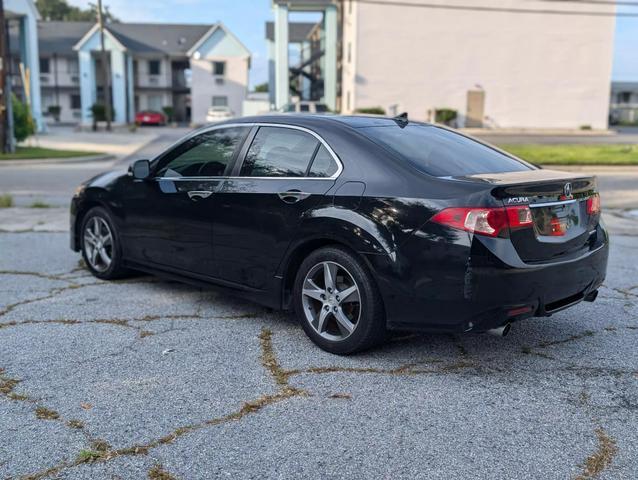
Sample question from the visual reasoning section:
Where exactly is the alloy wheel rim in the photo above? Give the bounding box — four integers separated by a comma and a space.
301, 261, 361, 341
83, 217, 113, 273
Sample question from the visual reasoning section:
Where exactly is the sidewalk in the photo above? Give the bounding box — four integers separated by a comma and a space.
22, 126, 159, 157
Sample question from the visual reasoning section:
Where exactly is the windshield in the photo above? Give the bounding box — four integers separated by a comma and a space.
359, 124, 532, 177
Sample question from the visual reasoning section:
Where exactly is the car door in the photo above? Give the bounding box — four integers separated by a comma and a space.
212, 125, 341, 289
119, 126, 250, 276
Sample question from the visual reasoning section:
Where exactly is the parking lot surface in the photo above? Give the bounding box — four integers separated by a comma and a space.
1, 227, 637, 480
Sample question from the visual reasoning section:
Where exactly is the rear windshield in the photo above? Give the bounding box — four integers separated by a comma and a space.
359, 124, 532, 177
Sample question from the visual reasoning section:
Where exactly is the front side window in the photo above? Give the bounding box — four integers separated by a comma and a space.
157, 128, 248, 178
240, 127, 319, 177
359, 124, 532, 177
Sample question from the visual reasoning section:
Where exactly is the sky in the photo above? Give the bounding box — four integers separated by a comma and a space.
67, 0, 638, 86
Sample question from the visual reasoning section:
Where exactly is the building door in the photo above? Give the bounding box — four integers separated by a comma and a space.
466, 90, 485, 128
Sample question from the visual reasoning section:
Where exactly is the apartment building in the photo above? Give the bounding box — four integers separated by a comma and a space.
37, 21, 250, 125
610, 82, 638, 124
270, 0, 616, 129
38, 22, 90, 123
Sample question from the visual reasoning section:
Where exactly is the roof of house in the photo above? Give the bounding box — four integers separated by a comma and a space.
106, 23, 212, 55
37, 21, 93, 55
36, 21, 216, 56
612, 81, 638, 91
265, 21, 317, 43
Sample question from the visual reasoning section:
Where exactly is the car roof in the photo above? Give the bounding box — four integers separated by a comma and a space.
226, 114, 429, 129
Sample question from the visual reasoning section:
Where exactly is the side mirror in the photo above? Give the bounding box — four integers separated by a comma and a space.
131, 159, 151, 180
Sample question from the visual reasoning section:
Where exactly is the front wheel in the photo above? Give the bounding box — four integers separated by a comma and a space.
80, 206, 130, 280
293, 246, 386, 354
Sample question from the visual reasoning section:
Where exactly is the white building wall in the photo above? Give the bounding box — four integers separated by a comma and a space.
344, 0, 616, 129
190, 56, 248, 124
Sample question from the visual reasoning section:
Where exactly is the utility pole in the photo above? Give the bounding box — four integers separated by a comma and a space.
0, 0, 8, 152
97, 0, 112, 131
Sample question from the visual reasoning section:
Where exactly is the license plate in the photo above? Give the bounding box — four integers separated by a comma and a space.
533, 201, 581, 237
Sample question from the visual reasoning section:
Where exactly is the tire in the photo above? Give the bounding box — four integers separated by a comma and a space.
80, 206, 131, 280
293, 246, 386, 354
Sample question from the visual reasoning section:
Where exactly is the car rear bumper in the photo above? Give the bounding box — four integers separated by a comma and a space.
366, 232, 609, 334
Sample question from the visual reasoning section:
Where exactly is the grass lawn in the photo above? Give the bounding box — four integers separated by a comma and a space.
0, 146, 102, 160
497, 144, 638, 165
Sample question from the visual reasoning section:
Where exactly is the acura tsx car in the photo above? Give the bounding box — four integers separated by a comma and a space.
70, 114, 608, 354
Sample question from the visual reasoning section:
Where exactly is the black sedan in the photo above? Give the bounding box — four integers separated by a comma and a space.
70, 114, 608, 354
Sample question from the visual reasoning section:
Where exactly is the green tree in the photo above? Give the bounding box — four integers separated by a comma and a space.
254, 82, 269, 93
12, 94, 35, 142
35, 0, 118, 22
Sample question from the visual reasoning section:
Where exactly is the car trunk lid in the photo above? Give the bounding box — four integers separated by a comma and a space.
452, 169, 601, 263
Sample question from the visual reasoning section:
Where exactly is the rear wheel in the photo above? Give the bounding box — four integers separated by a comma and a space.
294, 246, 386, 354
80, 207, 130, 280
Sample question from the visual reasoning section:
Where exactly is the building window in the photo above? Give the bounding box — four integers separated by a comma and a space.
148, 94, 163, 112
619, 92, 632, 104
347, 42, 352, 63
67, 59, 79, 74
212, 96, 228, 107
149, 60, 161, 76
71, 94, 81, 110
347, 91, 351, 111
40, 58, 50, 74
212, 61, 226, 76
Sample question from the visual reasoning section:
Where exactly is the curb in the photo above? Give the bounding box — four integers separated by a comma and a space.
0, 154, 115, 167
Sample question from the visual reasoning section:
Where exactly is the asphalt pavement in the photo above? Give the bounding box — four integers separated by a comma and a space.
0, 229, 637, 479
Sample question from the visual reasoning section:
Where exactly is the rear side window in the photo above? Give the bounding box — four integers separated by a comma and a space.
359, 124, 532, 177
240, 126, 319, 177
308, 145, 339, 177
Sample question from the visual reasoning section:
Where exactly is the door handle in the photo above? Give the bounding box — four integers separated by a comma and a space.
278, 189, 310, 204
187, 191, 213, 200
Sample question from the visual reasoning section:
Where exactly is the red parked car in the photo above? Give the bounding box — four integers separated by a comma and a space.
135, 111, 166, 126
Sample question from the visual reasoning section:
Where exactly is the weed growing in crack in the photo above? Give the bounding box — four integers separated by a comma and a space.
67, 419, 84, 429
76, 450, 103, 464
148, 464, 177, 480
35, 406, 60, 420
575, 428, 618, 480
328, 393, 352, 400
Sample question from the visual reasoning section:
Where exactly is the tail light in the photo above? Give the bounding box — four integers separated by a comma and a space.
586, 194, 600, 215
430, 205, 533, 237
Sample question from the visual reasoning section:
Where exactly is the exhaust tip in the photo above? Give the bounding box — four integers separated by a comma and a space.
487, 323, 511, 337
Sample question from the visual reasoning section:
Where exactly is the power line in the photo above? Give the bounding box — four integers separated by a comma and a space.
349, 0, 638, 17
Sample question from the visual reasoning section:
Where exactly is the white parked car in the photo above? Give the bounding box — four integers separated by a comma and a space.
206, 106, 234, 123
280, 101, 330, 114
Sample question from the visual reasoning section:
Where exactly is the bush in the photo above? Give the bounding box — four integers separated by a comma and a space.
162, 106, 174, 122
90, 103, 114, 130
355, 107, 386, 115
48, 105, 61, 122
12, 94, 35, 142
435, 108, 457, 126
